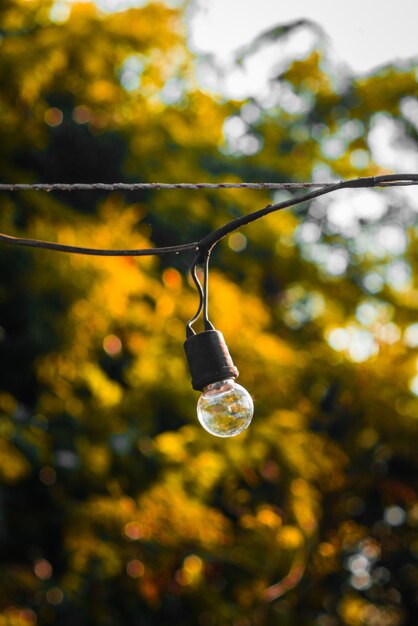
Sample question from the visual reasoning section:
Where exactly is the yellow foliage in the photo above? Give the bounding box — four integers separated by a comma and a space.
66, 530, 122, 577
0, 438, 31, 484
210, 272, 270, 338
256, 506, 282, 530
354, 68, 418, 115
338, 595, 369, 626
177, 554, 204, 587
284, 52, 334, 97
82, 362, 123, 408
88, 80, 119, 104
80, 442, 111, 476
136, 484, 231, 548
270, 410, 306, 430
254, 333, 296, 365
312, 541, 338, 576
155, 431, 188, 463
276, 525, 304, 550
184, 450, 227, 494
0, 608, 36, 626
72, 495, 135, 535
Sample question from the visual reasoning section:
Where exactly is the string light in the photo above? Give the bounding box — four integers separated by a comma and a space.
183, 254, 254, 437
184, 331, 254, 437
1, 173, 418, 435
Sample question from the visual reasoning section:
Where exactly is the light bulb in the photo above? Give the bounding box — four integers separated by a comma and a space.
197, 378, 254, 437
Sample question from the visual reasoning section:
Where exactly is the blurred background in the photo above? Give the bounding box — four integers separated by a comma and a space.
1, 1, 418, 624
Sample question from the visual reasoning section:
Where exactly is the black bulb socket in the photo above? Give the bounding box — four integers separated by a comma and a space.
184, 330, 239, 391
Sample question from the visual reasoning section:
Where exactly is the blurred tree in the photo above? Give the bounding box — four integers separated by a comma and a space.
1, 2, 418, 626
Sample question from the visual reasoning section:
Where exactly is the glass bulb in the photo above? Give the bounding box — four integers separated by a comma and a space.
197, 378, 254, 437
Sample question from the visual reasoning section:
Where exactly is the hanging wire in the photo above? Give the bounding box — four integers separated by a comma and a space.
0, 182, 328, 191
0, 178, 417, 192
1, 174, 417, 258
2, 174, 416, 338
0, 231, 198, 257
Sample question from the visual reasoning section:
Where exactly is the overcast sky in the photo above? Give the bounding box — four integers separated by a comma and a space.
190, 0, 418, 74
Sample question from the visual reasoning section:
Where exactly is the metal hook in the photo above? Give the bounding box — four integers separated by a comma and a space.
202, 253, 215, 332
186, 250, 215, 337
